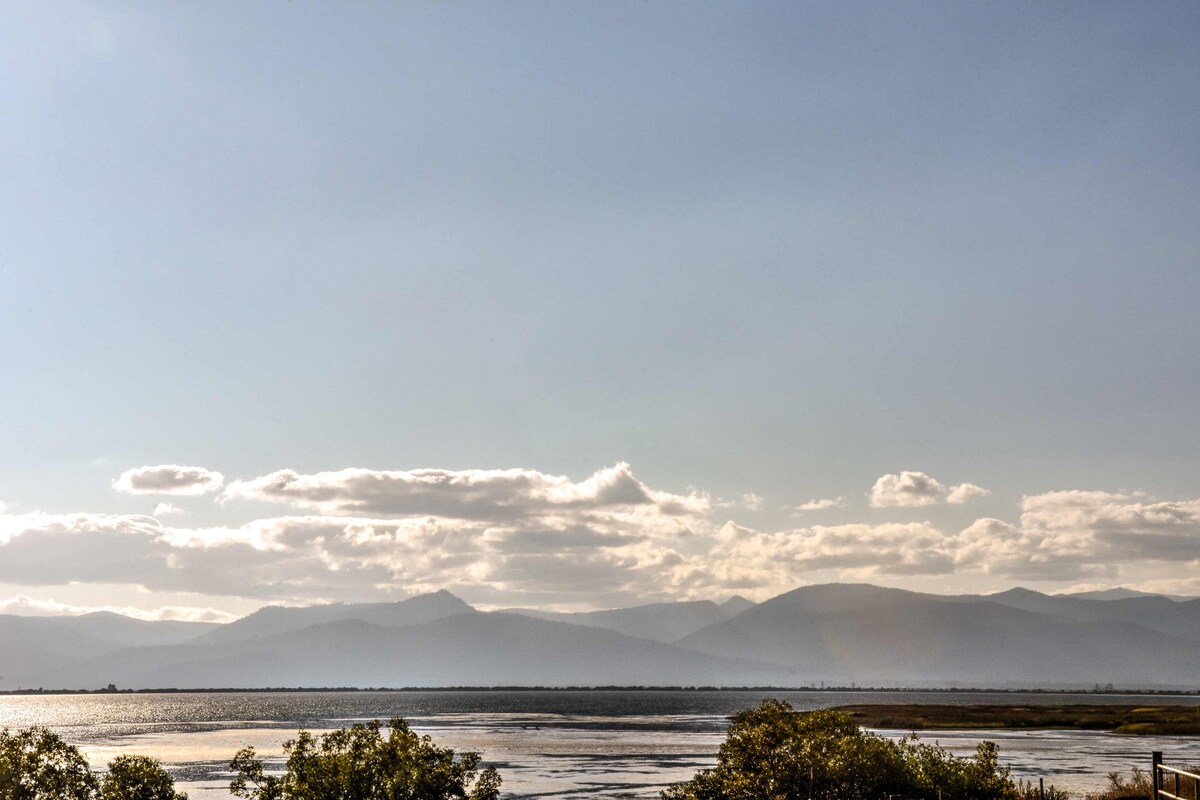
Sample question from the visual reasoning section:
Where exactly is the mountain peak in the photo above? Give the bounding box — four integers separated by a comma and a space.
409, 590, 474, 612
720, 595, 755, 616
988, 587, 1050, 600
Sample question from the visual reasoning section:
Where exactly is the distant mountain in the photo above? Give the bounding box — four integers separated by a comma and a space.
45, 612, 799, 689
979, 587, 1081, 616
1064, 587, 1193, 602
6, 583, 1200, 691
193, 590, 474, 645
979, 587, 1200, 642
49, 612, 220, 647
502, 599, 741, 643
0, 617, 113, 689
677, 584, 1200, 687
0, 613, 217, 690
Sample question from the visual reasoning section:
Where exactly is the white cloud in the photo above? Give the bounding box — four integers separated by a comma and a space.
709, 520, 958, 592
869, 471, 989, 507
225, 462, 708, 520
684, 488, 1200, 596
0, 511, 164, 546
153, 502, 184, 517
741, 493, 764, 511
947, 483, 991, 504
951, 490, 1200, 580
114, 465, 224, 496
794, 497, 846, 511
0, 465, 713, 608
869, 471, 946, 507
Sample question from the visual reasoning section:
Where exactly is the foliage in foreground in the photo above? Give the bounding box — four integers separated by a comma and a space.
1015, 779, 1072, 800
662, 700, 1016, 800
1084, 766, 1198, 800
229, 717, 501, 800
0, 727, 186, 800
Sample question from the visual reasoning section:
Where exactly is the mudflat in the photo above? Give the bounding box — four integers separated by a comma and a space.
835, 704, 1200, 735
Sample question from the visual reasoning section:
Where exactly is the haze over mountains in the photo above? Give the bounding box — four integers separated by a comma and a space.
499, 596, 754, 643
2, 584, 1197, 691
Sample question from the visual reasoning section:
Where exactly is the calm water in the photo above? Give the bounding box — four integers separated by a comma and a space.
2, 690, 1198, 798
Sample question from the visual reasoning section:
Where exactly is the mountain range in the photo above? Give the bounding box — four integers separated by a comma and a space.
2, 584, 1197, 691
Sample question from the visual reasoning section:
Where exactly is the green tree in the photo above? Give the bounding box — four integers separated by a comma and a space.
99, 755, 187, 800
662, 700, 1016, 800
230, 718, 501, 800
0, 728, 186, 800
0, 727, 98, 800
898, 736, 1013, 800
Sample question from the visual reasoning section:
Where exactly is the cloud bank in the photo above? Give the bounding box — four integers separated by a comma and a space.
3, 465, 1196, 611
224, 462, 705, 519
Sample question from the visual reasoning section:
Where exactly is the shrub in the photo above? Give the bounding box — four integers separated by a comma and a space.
662, 699, 1017, 800
229, 717, 501, 800
1016, 778, 1072, 800
1085, 766, 1199, 800
0, 727, 97, 800
100, 755, 188, 800
0, 727, 185, 800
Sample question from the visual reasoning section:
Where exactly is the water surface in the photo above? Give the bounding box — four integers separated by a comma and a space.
2, 690, 1196, 798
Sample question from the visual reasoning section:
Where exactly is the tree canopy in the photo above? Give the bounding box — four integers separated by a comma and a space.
0, 727, 185, 800
230, 718, 501, 800
99, 755, 188, 800
662, 700, 1015, 800
0, 727, 96, 800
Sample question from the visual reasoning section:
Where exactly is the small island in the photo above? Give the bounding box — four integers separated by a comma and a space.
835, 704, 1200, 735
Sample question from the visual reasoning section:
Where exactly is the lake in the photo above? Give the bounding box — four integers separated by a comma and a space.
2, 690, 1198, 798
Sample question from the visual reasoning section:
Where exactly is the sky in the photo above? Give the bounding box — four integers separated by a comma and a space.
1, 1, 1198, 622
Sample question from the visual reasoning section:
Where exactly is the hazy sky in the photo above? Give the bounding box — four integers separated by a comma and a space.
2, 2, 1199, 620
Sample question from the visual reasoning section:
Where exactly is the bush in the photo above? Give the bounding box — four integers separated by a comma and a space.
0, 727, 96, 800
662, 699, 1017, 800
1016, 779, 1072, 800
0, 727, 185, 800
1084, 766, 1199, 800
229, 717, 501, 800
100, 755, 188, 800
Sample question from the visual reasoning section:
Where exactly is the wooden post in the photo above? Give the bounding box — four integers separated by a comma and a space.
1153, 751, 1163, 800
1040, 777, 1045, 800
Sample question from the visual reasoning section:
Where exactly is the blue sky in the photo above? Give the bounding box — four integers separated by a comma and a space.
1, 2, 1198, 618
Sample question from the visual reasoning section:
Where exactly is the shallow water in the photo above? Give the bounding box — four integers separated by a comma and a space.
2, 690, 1197, 798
